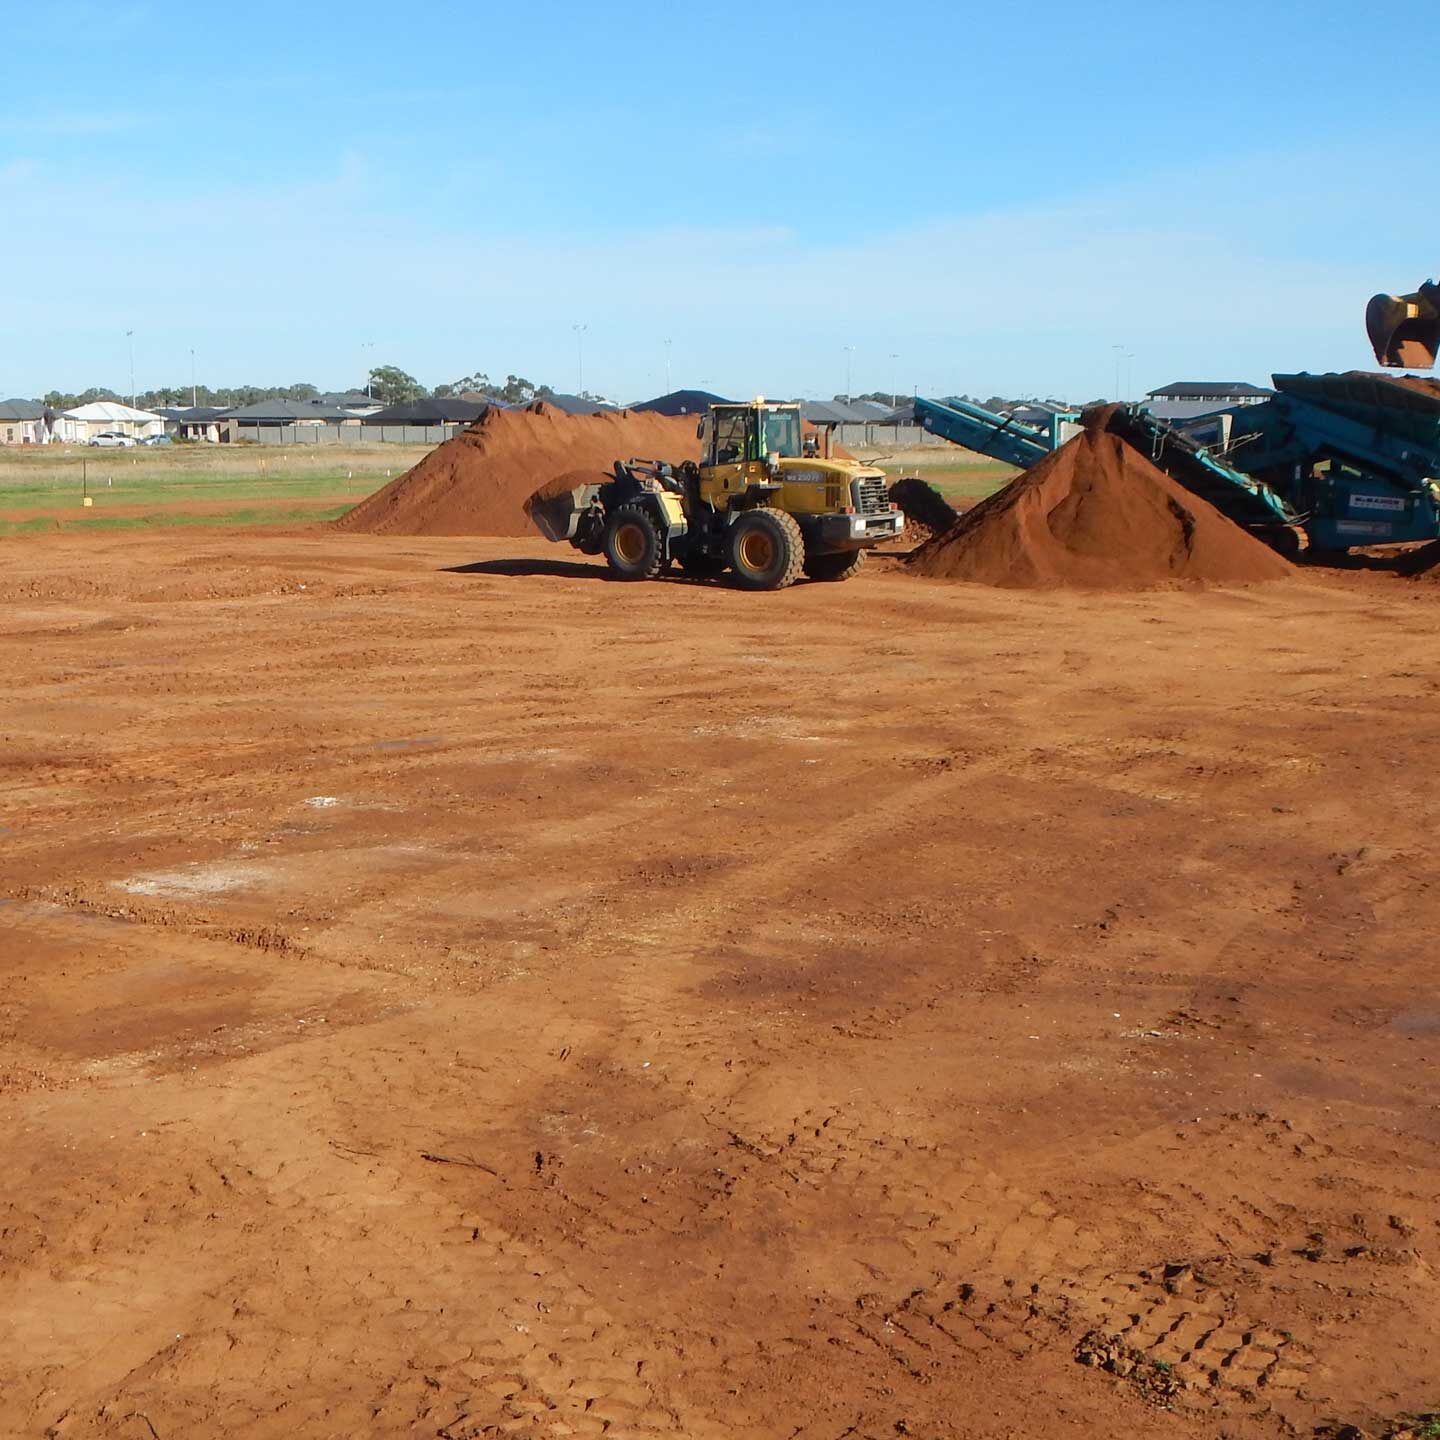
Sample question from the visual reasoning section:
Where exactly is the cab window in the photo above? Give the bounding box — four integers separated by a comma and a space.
761, 409, 801, 458
712, 409, 752, 465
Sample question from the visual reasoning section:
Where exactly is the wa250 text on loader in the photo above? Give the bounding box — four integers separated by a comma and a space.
526, 400, 904, 590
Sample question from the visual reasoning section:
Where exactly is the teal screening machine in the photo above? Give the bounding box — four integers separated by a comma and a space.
912, 372, 1440, 559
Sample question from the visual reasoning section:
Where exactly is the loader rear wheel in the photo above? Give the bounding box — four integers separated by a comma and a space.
803, 548, 866, 582
728, 509, 804, 591
604, 505, 664, 580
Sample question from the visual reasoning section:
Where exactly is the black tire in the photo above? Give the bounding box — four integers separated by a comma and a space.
603, 505, 664, 580
803, 548, 866, 582
728, 509, 804, 591
1253, 525, 1302, 562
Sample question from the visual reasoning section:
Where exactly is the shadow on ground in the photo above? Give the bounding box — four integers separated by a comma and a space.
443, 557, 615, 580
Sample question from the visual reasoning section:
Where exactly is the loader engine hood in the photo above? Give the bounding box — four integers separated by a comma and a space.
773, 457, 884, 483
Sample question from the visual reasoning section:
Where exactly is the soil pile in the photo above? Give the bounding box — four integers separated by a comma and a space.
889, 476, 959, 535
1364, 372, 1440, 401
338, 403, 701, 537
1400, 539, 1440, 580
910, 409, 1293, 589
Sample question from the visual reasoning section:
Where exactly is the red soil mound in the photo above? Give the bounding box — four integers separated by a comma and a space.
338, 403, 702, 537
910, 414, 1293, 589
1367, 372, 1440, 400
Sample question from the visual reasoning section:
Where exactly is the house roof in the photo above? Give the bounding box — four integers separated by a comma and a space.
362, 397, 491, 424
63, 400, 163, 423
315, 390, 381, 408
800, 399, 882, 425
631, 388, 731, 417
0, 398, 45, 421
849, 399, 894, 420
225, 398, 355, 421
531, 392, 613, 416
1145, 381, 1272, 399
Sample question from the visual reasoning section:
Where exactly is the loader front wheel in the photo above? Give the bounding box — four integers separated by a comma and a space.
728, 509, 804, 591
803, 548, 866, 582
604, 506, 664, 580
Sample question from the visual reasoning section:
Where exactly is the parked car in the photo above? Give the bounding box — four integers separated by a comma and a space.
89, 431, 136, 448
139, 434, 171, 446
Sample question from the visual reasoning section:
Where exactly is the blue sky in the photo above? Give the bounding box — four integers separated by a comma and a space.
2, 0, 1436, 403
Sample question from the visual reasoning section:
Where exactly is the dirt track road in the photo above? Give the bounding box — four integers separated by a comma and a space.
3, 531, 1438, 1439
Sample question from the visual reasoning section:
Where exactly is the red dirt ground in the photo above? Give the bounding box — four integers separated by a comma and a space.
2, 528, 1439, 1440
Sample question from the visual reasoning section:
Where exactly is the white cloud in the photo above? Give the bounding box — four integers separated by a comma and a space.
0, 109, 146, 137
3, 141, 1435, 402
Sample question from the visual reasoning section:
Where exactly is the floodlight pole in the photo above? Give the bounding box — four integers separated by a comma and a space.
573, 323, 588, 396
190, 348, 197, 408
889, 353, 899, 409
1112, 344, 1124, 402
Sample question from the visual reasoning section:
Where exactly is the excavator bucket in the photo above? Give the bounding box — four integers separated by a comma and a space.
525, 478, 603, 542
1367, 284, 1440, 368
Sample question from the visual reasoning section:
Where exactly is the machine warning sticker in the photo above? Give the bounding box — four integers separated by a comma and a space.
1350, 494, 1406, 511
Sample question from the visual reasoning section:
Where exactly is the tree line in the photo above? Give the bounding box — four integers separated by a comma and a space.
39, 365, 608, 412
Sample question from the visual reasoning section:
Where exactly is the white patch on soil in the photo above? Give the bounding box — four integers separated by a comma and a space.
114, 862, 271, 898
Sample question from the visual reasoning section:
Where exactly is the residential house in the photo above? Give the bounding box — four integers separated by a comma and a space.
631, 389, 731, 417
0, 399, 46, 445
1142, 381, 1273, 422
316, 390, 385, 418
61, 401, 166, 441
219, 398, 357, 442
361, 396, 491, 425
157, 405, 230, 443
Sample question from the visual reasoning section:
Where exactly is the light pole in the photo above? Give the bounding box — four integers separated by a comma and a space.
126, 330, 135, 410
1125, 353, 1136, 404
664, 338, 672, 394
1112, 343, 1124, 402
889, 353, 900, 409
190, 348, 197, 409
573, 323, 588, 396
844, 345, 855, 404
361, 340, 375, 398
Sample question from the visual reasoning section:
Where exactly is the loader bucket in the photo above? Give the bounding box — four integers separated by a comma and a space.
1367, 288, 1440, 369
524, 479, 604, 543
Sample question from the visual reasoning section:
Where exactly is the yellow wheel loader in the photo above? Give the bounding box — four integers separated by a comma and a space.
526, 400, 904, 590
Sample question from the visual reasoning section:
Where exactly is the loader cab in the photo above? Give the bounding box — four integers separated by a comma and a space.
703, 402, 803, 468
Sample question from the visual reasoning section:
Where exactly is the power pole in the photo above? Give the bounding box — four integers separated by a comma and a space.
573, 323, 588, 396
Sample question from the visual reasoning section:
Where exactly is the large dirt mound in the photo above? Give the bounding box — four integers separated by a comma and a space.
910, 411, 1293, 589
338, 403, 702, 537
